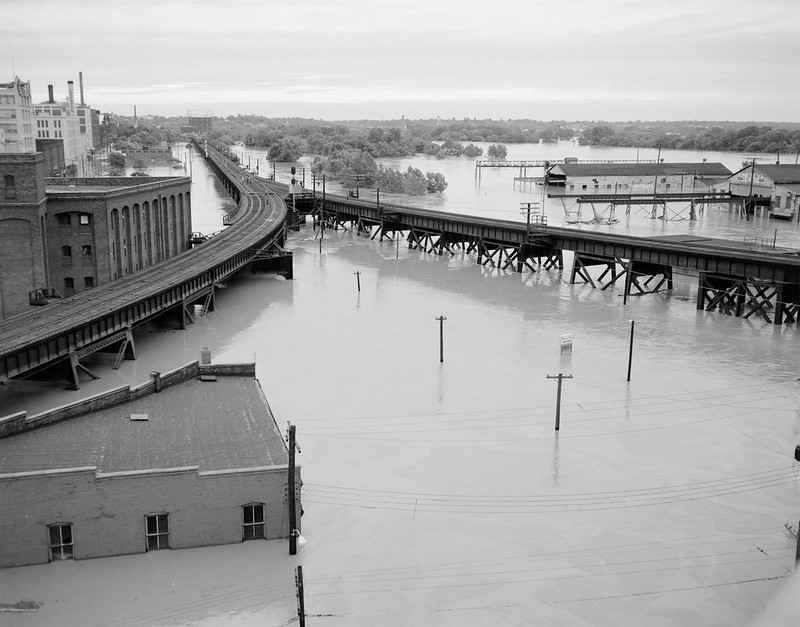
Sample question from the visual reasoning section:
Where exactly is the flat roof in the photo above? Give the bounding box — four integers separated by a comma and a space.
0, 375, 288, 474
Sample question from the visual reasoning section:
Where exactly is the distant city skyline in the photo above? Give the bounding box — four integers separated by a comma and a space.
3, 0, 799, 122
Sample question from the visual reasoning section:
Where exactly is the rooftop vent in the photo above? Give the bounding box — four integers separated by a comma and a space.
128, 414, 149, 421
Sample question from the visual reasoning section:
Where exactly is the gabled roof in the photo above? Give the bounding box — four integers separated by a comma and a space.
755, 164, 800, 185
550, 162, 732, 178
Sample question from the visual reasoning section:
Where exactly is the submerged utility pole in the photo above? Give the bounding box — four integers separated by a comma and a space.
436, 315, 447, 362
295, 565, 306, 627
320, 174, 326, 253
288, 424, 298, 555
627, 319, 635, 382
546, 373, 573, 430
354, 271, 361, 292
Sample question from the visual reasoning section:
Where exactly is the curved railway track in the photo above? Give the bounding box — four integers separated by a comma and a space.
0, 146, 288, 379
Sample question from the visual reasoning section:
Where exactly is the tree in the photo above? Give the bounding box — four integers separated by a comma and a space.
108, 151, 126, 174
487, 144, 508, 159
426, 172, 448, 193
267, 136, 308, 162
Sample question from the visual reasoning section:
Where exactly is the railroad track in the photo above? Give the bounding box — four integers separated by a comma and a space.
0, 146, 288, 375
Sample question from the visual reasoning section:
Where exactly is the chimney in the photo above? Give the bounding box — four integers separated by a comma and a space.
67, 80, 75, 114
79, 72, 85, 106
47, 84, 54, 103
150, 370, 162, 392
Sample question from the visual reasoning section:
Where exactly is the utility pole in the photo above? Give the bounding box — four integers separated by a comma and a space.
546, 373, 573, 430
354, 271, 361, 292
651, 146, 662, 219
746, 157, 757, 219
295, 565, 306, 627
436, 316, 446, 362
288, 424, 298, 555
627, 320, 635, 382
320, 174, 326, 253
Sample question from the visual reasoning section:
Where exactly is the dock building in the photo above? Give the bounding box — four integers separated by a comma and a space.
717, 163, 800, 220
546, 161, 733, 194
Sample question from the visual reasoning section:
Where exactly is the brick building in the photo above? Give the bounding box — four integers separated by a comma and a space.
0, 151, 191, 317
45, 175, 192, 295
0, 360, 301, 568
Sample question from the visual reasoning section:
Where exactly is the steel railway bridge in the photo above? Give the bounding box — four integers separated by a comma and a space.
311, 192, 800, 326
0, 145, 291, 390
4, 147, 800, 392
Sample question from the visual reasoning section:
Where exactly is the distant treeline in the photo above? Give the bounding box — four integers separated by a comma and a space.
580, 121, 800, 155
110, 114, 800, 159
105, 116, 799, 190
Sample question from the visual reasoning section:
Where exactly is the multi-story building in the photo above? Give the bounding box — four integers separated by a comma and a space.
0, 77, 35, 154
0, 152, 192, 318
44, 175, 193, 296
34, 83, 87, 176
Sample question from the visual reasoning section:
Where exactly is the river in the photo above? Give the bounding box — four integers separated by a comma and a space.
0, 143, 798, 626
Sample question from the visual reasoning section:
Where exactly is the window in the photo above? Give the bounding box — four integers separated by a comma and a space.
48, 524, 74, 561
84, 277, 94, 289
64, 277, 74, 291
57, 214, 71, 226
81, 245, 92, 257
79, 214, 91, 225
3, 174, 15, 199
243, 504, 266, 540
145, 513, 169, 551
61, 246, 72, 258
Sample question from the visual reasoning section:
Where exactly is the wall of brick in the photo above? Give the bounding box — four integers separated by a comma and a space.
44, 177, 192, 291
0, 464, 299, 568
0, 153, 49, 319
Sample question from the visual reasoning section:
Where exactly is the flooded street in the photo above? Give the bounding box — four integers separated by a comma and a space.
1, 146, 799, 626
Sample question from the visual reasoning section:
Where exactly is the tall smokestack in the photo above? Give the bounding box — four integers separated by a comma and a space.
47, 84, 54, 103
79, 72, 85, 106
67, 80, 75, 114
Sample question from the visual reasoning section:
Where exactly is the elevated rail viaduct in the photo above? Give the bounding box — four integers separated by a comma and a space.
314, 193, 800, 325
0, 145, 291, 390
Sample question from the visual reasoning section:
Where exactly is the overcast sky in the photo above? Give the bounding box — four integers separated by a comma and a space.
3, 0, 798, 121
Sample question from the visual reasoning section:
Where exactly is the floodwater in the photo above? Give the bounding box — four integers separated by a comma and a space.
1, 144, 799, 626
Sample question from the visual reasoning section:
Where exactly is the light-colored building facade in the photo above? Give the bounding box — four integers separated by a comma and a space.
0, 77, 35, 154
0, 360, 301, 568
34, 82, 87, 176
547, 162, 733, 195
721, 163, 800, 220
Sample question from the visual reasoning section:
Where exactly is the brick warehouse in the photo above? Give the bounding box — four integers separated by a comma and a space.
0, 152, 191, 319
0, 360, 302, 568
